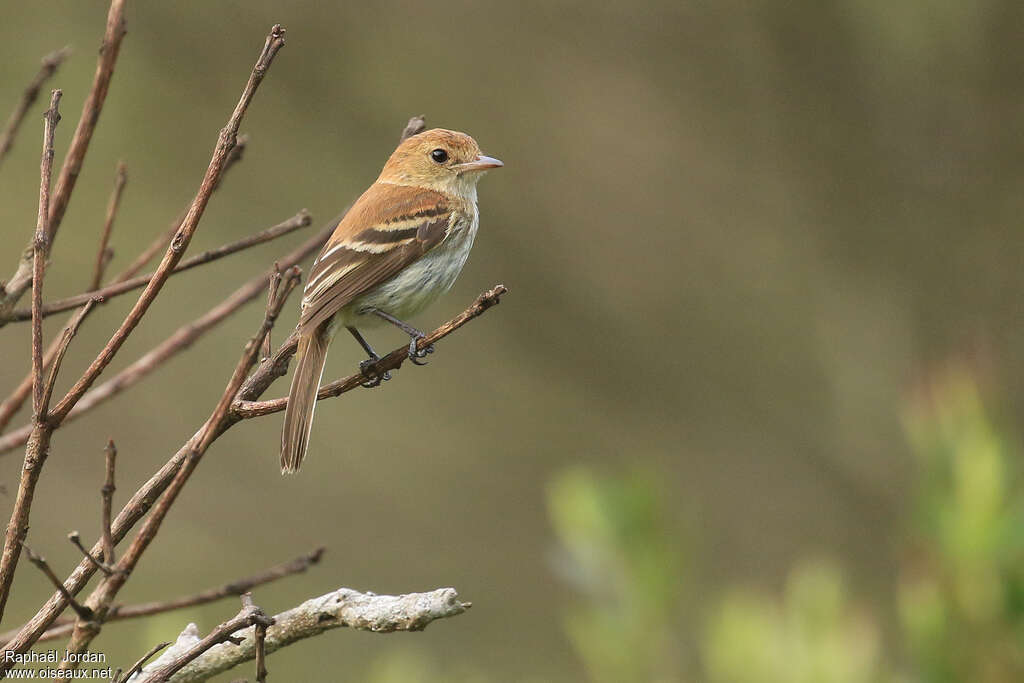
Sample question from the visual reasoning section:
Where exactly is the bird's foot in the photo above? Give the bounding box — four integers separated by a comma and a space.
408, 335, 434, 365
359, 357, 391, 388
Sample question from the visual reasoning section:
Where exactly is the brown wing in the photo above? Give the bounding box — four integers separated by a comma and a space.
298, 183, 456, 332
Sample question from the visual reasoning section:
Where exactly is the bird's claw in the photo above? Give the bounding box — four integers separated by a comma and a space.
359, 358, 391, 388
408, 336, 434, 365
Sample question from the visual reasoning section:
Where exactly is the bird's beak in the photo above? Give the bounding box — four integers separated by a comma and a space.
455, 154, 504, 173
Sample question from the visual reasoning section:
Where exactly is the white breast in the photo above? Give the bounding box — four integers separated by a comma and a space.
341, 210, 479, 326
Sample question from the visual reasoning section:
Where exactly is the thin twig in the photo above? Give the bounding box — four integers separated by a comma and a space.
111, 135, 250, 284
0, 0, 126, 320
0, 309, 95, 433
7, 210, 311, 323
118, 268, 300, 573
55, 267, 300, 678
115, 642, 171, 683
132, 587, 470, 682
400, 115, 427, 142
47, 24, 286, 425
262, 264, 282, 361
38, 301, 94, 424
0, 22, 287, 646
21, 544, 93, 622
102, 439, 117, 564
0, 343, 50, 433
67, 532, 114, 577
0, 116, 498, 667
0, 281, 504, 663
0, 0, 127, 614
48, 0, 127, 243
142, 593, 274, 683
0, 222, 330, 456
0, 90, 64, 623
0, 177, 121, 432
0, 46, 70, 169
254, 619, 268, 683
0, 547, 323, 646
91, 162, 128, 290
31, 90, 62, 419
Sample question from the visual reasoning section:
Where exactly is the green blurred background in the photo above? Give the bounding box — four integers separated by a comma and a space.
1, 1, 1022, 680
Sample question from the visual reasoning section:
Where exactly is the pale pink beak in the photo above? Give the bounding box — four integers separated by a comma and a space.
456, 154, 504, 173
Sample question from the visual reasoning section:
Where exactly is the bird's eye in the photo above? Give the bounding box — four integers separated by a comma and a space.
430, 148, 449, 163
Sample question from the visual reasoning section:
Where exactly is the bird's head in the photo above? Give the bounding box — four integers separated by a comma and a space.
378, 129, 503, 198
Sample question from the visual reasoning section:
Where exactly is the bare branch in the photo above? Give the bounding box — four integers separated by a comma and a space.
140, 593, 274, 683
261, 265, 282, 361
0, 221, 329, 456
131, 587, 471, 682
0, 22, 287, 644
0, 339, 52, 433
48, 0, 127, 243
0, 0, 127, 320
234, 285, 508, 419
0, 116, 505, 670
399, 115, 427, 142
7, 210, 311, 323
0, 279, 503, 662
91, 161, 128, 290
112, 135, 250, 284
54, 268, 300, 676
0, 163, 128, 430
38, 301, 94, 425
253, 619, 268, 683
0, 46, 70, 169
102, 439, 117, 564
0, 547, 323, 646
115, 642, 171, 683
21, 545, 93, 622
31, 90, 62, 419
67, 532, 113, 577
46, 24, 286, 425
0, 90, 64, 623
0, 0, 129, 614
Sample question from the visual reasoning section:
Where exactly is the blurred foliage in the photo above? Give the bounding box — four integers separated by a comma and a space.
899, 367, 1024, 683
548, 468, 687, 683
703, 563, 885, 683
547, 368, 1022, 683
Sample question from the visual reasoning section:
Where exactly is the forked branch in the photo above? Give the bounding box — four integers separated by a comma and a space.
0, 20, 288, 634
5, 210, 311, 323
0, 0, 127, 320
0, 113, 501, 679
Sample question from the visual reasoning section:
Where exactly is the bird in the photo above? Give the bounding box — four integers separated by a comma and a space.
280, 128, 503, 473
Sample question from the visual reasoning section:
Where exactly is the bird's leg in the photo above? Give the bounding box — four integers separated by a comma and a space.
346, 326, 391, 387
361, 307, 435, 365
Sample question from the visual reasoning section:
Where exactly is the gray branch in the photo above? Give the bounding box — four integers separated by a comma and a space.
129, 587, 471, 682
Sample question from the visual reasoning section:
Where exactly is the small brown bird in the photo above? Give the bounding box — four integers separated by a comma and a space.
281, 129, 503, 473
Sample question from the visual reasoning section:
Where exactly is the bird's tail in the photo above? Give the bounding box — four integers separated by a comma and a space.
281, 326, 330, 474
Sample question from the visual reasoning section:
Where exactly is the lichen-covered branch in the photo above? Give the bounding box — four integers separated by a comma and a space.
139, 592, 274, 682
130, 587, 471, 682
